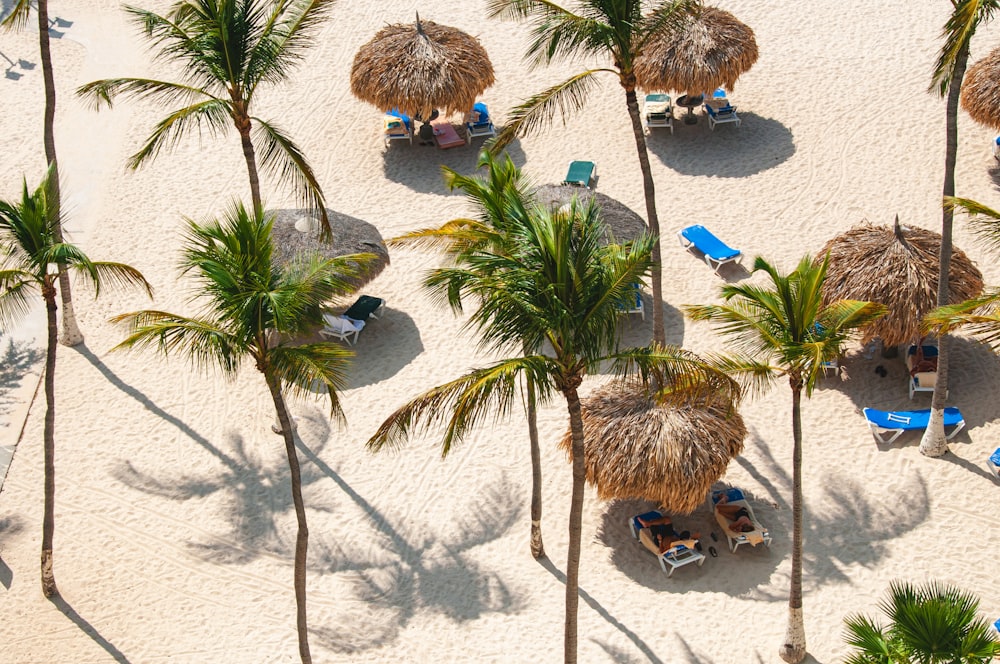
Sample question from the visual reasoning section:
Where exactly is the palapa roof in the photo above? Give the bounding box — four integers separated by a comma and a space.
533, 184, 647, 245
961, 46, 1000, 130
819, 219, 984, 348
634, 6, 758, 95
558, 385, 746, 515
350, 15, 494, 119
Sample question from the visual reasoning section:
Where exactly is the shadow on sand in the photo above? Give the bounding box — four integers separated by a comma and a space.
49, 595, 131, 663
382, 140, 527, 194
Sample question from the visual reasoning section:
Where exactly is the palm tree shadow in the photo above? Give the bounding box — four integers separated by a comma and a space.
382, 140, 527, 194
0, 333, 43, 420
646, 114, 795, 177
0, 514, 24, 589
48, 595, 131, 663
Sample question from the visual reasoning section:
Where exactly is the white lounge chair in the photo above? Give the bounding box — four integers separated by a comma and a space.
712, 488, 771, 553
643, 93, 673, 134
465, 102, 496, 143
705, 103, 740, 130
320, 313, 364, 345
628, 511, 705, 577
383, 110, 412, 146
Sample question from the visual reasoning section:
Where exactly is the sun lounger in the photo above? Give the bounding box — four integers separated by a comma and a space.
343, 294, 385, 322
628, 511, 705, 577
465, 102, 496, 143
383, 109, 412, 146
988, 448, 1000, 478
432, 121, 465, 149
711, 488, 771, 553
320, 313, 364, 345
677, 224, 743, 273
862, 407, 965, 445
906, 344, 941, 399
705, 103, 740, 130
563, 160, 596, 188
643, 93, 673, 133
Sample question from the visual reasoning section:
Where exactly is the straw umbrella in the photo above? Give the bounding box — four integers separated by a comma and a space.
960, 45, 1000, 129
558, 384, 746, 515
350, 14, 494, 119
819, 218, 984, 348
634, 6, 758, 97
533, 185, 646, 245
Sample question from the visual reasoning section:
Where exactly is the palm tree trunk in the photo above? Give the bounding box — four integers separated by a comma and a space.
622, 85, 665, 346
36, 0, 82, 347
779, 380, 805, 663
920, 42, 968, 457
235, 110, 263, 215
41, 283, 59, 597
562, 382, 586, 664
264, 371, 312, 664
526, 373, 544, 558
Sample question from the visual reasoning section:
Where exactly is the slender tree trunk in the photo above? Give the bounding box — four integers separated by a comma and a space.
235, 109, 263, 214
36, 0, 82, 346
263, 371, 311, 664
622, 83, 665, 346
562, 381, 586, 664
921, 43, 967, 457
526, 373, 544, 559
41, 282, 59, 597
779, 380, 805, 663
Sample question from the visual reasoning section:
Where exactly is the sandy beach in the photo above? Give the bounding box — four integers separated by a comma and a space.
1, 0, 999, 662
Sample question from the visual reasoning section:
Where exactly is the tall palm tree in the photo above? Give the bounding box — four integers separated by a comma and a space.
388, 151, 550, 558
370, 199, 739, 663
2, 0, 85, 346
921, 0, 1000, 457
77, 0, 334, 234
0, 167, 151, 597
111, 202, 375, 664
843, 580, 1000, 663
486, 0, 697, 346
685, 255, 885, 664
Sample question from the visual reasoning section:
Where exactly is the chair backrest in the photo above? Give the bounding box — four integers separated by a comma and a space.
385, 108, 411, 129
564, 160, 595, 186
713, 88, 727, 99
470, 101, 490, 123
705, 105, 718, 118
713, 487, 744, 504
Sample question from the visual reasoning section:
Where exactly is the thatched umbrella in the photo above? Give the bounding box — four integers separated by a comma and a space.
961, 46, 1000, 129
819, 218, 984, 348
269, 208, 390, 288
350, 14, 494, 119
558, 385, 746, 514
533, 184, 647, 244
634, 6, 758, 96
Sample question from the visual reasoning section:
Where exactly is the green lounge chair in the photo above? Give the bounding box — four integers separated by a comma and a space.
563, 160, 596, 188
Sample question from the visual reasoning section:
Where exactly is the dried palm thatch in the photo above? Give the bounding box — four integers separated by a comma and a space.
558, 385, 746, 515
961, 46, 1000, 130
533, 184, 647, 245
634, 6, 758, 96
269, 208, 390, 289
350, 14, 494, 119
819, 218, 984, 348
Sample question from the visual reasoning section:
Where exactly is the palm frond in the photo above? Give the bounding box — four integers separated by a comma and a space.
635, 0, 699, 52
65, 258, 153, 299
76, 77, 216, 111
923, 289, 1000, 344
268, 342, 352, 422
842, 613, 892, 664
604, 344, 743, 407
931, 0, 1000, 95
486, 0, 577, 22
946, 195, 1000, 255
245, 0, 335, 94
0, 0, 31, 31
386, 219, 502, 253
0, 271, 39, 329
251, 116, 329, 234
126, 98, 233, 170
110, 310, 242, 377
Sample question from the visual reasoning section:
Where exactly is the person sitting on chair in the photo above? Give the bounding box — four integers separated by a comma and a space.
716, 494, 755, 533
909, 346, 938, 376
638, 514, 700, 553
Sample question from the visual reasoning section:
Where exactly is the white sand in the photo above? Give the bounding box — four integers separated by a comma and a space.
2, 0, 1000, 662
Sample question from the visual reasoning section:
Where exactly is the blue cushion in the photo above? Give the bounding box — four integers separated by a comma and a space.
472, 101, 489, 122
633, 510, 662, 529
990, 448, 1000, 466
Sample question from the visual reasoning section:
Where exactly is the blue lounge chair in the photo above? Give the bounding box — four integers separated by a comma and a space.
677, 224, 743, 273
628, 511, 705, 577
988, 448, 1000, 478
615, 283, 645, 320
705, 103, 740, 130
383, 108, 412, 146
862, 407, 965, 445
465, 101, 496, 143
563, 160, 596, 188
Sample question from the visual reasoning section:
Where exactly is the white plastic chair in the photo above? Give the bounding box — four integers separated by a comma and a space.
320, 314, 364, 345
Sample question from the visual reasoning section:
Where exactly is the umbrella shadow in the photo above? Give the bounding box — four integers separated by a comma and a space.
382, 139, 527, 194
646, 114, 795, 177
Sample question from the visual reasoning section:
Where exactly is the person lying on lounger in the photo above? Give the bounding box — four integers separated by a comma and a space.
637, 514, 700, 553
716, 494, 755, 533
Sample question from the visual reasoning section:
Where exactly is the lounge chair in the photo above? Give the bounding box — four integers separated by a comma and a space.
711, 488, 772, 553
677, 224, 743, 273
320, 313, 364, 345
643, 93, 673, 133
344, 294, 385, 322
862, 407, 966, 445
988, 448, 1000, 478
383, 109, 412, 146
563, 160, 596, 188
615, 283, 645, 320
465, 102, 497, 143
993, 136, 1000, 160
906, 344, 941, 399
628, 511, 705, 577
705, 103, 741, 130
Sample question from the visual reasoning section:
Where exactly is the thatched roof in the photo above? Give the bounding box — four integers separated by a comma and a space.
533, 184, 647, 244
819, 218, 984, 348
350, 15, 494, 119
634, 6, 758, 95
961, 46, 1000, 130
558, 385, 746, 514
269, 208, 390, 289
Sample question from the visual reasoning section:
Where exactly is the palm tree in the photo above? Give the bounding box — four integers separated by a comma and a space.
388, 151, 550, 558
485, 0, 697, 346
2, 0, 85, 346
0, 167, 151, 597
370, 198, 740, 663
921, 0, 1000, 457
685, 255, 885, 664
111, 202, 375, 664
77, 0, 334, 234
843, 580, 1000, 663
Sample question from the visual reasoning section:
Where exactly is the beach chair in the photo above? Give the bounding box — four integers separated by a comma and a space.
628, 511, 705, 577
465, 102, 496, 143
615, 283, 645, 320
705, 103, 740, 130
711, 488, 772, 553
862, 407, 965, 445
344, 294, 385, 322
643, 93, 673, 133
320, 313, 364, 345
993, 136, 1000, 160
906, 344, 941, 399
677, 224, 743, 273
563, 160, 596, 188
988, 448, 1000, 478
383, 109, 412, 146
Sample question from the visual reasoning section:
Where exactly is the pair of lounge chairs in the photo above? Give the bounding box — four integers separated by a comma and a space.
862, 407, 966, 445
711, 488, 772, 553
383, 103, 496, 147
320, 295, 385, 345
677, 224, 743, 274
628, 511, 705, 577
